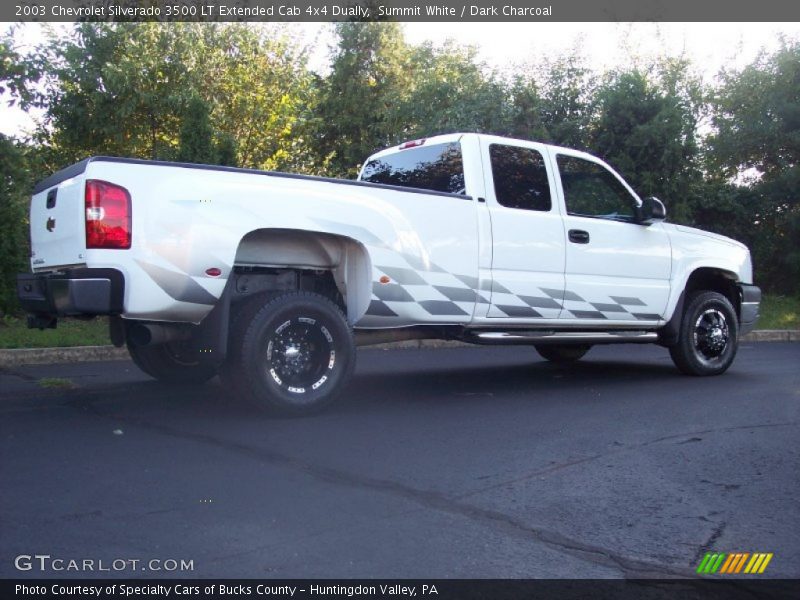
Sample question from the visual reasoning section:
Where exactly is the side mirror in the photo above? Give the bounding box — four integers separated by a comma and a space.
638, 196, 666, 225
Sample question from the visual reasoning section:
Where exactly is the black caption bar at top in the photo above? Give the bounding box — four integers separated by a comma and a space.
6, 0, 800, 23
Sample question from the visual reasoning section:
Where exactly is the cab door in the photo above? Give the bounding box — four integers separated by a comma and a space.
479, 138, 566, 321
551, 150, 672, 323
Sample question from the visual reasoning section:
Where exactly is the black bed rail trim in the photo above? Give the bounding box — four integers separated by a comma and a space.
33, 156, 473, 201
31, 158, 93, 195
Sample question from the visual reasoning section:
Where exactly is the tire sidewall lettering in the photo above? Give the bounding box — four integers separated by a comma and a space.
262, 311, 339, 398
672, 291, 739, 376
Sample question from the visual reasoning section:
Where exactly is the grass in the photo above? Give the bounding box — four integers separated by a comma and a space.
757, 295, 800, 330
0, 294, 798, 349
38, 377, 75, 389
0, 316, 110, 349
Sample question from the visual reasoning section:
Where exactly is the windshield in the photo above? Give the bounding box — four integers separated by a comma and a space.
360, 142, 465, 195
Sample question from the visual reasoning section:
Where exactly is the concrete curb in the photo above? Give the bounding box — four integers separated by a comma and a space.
741, 330, 800, 343
0, 345, 130, 367
0, 331, 796, 367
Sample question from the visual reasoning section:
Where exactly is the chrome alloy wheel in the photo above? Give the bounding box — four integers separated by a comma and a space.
265, 317, 336, 395
693, 308, 729, 362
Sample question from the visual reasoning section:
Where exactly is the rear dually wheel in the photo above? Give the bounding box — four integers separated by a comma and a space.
127, 340, 218, 384
221, 291, 355, 416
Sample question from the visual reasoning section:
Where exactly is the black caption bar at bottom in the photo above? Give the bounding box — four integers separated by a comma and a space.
4, 579, 799, 600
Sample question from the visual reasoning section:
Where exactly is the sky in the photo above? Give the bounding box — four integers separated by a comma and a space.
2, 21, 800, 137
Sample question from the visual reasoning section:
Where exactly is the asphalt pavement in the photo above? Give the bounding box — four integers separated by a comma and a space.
1, 342, 798, 579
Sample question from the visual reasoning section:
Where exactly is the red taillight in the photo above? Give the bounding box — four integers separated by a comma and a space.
399, 138, 426, 150
85, 180, 131, 249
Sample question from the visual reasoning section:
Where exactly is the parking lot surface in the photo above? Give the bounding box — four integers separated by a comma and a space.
1, 342, 798, 578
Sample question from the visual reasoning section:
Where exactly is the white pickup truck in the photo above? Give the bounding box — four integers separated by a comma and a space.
18, 133, 760, 414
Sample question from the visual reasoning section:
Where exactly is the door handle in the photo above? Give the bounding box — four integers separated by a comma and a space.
568, 229, 590, 244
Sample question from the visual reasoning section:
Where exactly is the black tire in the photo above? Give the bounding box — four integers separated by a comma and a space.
127, 341, 218, 384
222, 291, 355, 416
669, 291, 739, 376
218, 292, 277, 400
534, 344, 592, 363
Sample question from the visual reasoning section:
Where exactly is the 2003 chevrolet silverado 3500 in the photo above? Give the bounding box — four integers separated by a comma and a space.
17, 133, 761, 414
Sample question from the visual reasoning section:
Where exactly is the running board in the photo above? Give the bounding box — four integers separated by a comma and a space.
466, 331, 659, 345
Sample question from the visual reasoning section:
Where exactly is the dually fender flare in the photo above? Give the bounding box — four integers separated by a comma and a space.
231, 226, 376, 325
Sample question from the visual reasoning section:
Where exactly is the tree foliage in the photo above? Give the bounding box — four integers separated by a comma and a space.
508, 52, 597, 149
316, 22, 412, 177
399, 41, 508, 139
317, 25, 511, 177
709, 41, 800, 181
1, 23, 799, 307
0, 25, 41, 107
708, 40, 800, 293
177, 95, 216, 165
0, 135, 30, 315
592, 62, 703, 223
25, 24, 316, 172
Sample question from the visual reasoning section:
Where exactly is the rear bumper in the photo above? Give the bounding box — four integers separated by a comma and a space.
738, 283, 761, 336
17, 268, 124, 321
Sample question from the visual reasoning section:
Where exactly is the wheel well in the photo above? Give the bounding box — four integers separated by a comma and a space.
684, 268, 740, 316
659, 268, 741, 347
231, 228, 372, 324
231, 267, 343, 310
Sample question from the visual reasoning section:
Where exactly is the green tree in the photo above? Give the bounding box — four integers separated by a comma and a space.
709, 40, 800, 182
398, 41, 509, 139
506, 51, 598, 148
534, 52, 597, 148
317, 22, 412, 177
708, 40, 800, 293
38, 23, 192, 163
0, 27, 39, 106
507, 74, 547, 141
0, 135, 30, 315
29, 23, 319, 173
0, 28, 37, 315
592, 64, 703, 223
203, 25, 319, 172
215, 133, 238, 167
177, 95, 215, 164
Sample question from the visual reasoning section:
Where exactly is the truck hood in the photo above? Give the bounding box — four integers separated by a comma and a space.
668, 224, 747, 250
665, 223, 754, 285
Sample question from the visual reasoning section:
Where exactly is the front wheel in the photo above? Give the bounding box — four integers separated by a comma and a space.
535, 344, 592, 363
221, 291, 355, 416
669, 291, 739, 376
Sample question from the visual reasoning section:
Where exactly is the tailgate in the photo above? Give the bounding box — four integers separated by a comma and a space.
29, 164, 88, 271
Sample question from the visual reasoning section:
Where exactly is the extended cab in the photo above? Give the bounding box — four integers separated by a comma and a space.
17, 134, 761, 414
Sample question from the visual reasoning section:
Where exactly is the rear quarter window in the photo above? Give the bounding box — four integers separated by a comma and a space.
489, 144, 552, 211
360, 142, 465, 195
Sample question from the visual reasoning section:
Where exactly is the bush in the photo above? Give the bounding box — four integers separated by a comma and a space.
0, 134, 30, 316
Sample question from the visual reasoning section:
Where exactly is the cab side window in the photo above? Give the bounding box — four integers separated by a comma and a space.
490, 144, 552, 211
557, 155, 637, 222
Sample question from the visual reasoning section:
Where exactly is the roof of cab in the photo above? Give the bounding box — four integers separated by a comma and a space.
364, 132, 609, 168
364, 133, 467, 162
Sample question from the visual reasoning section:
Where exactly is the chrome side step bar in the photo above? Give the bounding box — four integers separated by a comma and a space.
467, 331, 659, 345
